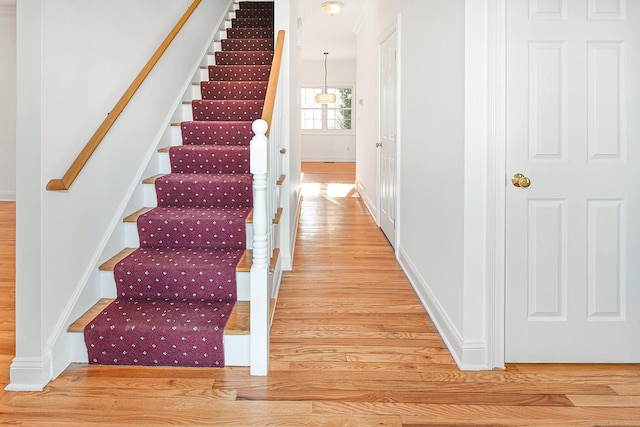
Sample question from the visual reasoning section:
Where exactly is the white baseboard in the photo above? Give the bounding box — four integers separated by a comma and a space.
282, 193, 303, 272
355, 179, 376, 221
0, 191, 16, 201
397, 247, 489, 370
5, 354, 52, 391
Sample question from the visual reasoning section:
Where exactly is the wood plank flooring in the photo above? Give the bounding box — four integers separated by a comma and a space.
1, 162, 640, 425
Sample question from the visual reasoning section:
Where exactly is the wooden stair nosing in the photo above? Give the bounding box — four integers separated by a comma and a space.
100, 247, 254, 274
226, 298, 276, 336
142, 174, 164, 185
273, 207, 283, 225
237, 249, 279, 273
67, 298, 114, 333
245, 207, 282, 225
99, 248, 137, 271
123, 207, 154, 223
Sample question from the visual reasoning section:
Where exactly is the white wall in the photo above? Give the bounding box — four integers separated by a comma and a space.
300, 59, 356, 161
10, 0, 231, 391
0, 3, 16, 201
356, 0, 493, 369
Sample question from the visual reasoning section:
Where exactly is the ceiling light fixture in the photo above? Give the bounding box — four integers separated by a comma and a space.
316, 52, 336, 104
321, 1, 343, 15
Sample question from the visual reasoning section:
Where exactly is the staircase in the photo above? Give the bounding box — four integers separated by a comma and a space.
68, 1, 280, 371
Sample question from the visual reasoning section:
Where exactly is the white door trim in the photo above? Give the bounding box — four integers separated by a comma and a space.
465, 0, 507, 369
489, 0, 507, 370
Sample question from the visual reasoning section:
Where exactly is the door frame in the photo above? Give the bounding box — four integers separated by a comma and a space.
490, 0, 507, 369
375, 14, 402, 254
465, 0, 507, 369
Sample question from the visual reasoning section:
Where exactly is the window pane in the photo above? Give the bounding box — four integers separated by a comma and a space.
300, 87, 353, 130
327, 109, 351, 130
301, 88, 321, 108
301, 108, 322, 129
334, 88, 352, 109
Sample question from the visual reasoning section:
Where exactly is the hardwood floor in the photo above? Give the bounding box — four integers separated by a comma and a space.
1, 163, 640, 425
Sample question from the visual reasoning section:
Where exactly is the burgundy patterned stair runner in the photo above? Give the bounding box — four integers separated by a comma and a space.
84, 1, 274, 367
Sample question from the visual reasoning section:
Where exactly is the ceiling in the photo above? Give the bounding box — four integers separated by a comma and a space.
0, 0, 368, 61
298, 0, 370, 61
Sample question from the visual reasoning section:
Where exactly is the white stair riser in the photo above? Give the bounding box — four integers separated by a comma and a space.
181, 102, 193, 121
143, 183, 157, 208
191, 83, 202, 100
223, 334, 250, 366
200, 67, 210, 82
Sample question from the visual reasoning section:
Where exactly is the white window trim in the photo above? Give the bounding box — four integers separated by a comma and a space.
300, 85, 356, 133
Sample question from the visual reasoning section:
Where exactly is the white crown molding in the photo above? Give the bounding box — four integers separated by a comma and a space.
352, 0, 372, 35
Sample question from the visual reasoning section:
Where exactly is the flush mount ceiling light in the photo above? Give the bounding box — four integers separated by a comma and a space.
315, 52, 336, 104
321, 1, 343, 15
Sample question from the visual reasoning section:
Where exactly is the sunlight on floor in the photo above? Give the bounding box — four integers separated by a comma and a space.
301, 183, 356, 198
300, 166, 358, 198
327, 183, 355, 198
301, 183, 321, 197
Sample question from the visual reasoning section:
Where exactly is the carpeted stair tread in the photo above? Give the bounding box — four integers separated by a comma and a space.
114, 247, 242, 301
169, 145, 250, 174
192, 100, 264, 122
208, 65, 271, 81
234, 9, 273, 19
221, 38, 273, 52
200, 81, 268, 100
238, 1, 274, 10
138, 206, 250, 249
155, 173, 252, 209
231, 18, 274, 28
214, 51, 274, 65
72, 298, 258, 336
180, 121, 254, 145
84, 298, 234, 367
225, 28, 273, 39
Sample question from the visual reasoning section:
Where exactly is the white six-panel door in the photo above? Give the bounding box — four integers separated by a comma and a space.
378, 28, 398, 247
505, 0, 640, 362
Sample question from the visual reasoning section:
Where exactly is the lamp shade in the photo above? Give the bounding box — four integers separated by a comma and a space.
315, 93, 337, 104
321, 1, 343, 15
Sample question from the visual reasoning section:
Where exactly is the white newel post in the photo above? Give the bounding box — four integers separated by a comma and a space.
249, 119, 270, 375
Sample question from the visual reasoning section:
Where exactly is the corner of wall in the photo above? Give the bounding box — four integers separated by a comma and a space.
397, 247, 491, 371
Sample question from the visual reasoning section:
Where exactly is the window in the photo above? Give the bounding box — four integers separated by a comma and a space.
301, 87, 353, 130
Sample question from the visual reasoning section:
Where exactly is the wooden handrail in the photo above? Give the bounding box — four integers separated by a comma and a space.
47, 0, 202, 191
261, 30, 285, 136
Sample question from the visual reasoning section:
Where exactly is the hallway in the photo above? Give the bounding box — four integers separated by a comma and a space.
1, 162, 640, 425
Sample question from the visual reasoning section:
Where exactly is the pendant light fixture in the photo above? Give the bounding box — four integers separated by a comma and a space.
321, 1, 343, 15
315, 52, 336, 104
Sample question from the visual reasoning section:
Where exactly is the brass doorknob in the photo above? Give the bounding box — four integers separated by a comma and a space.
512, 173, 531, 188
